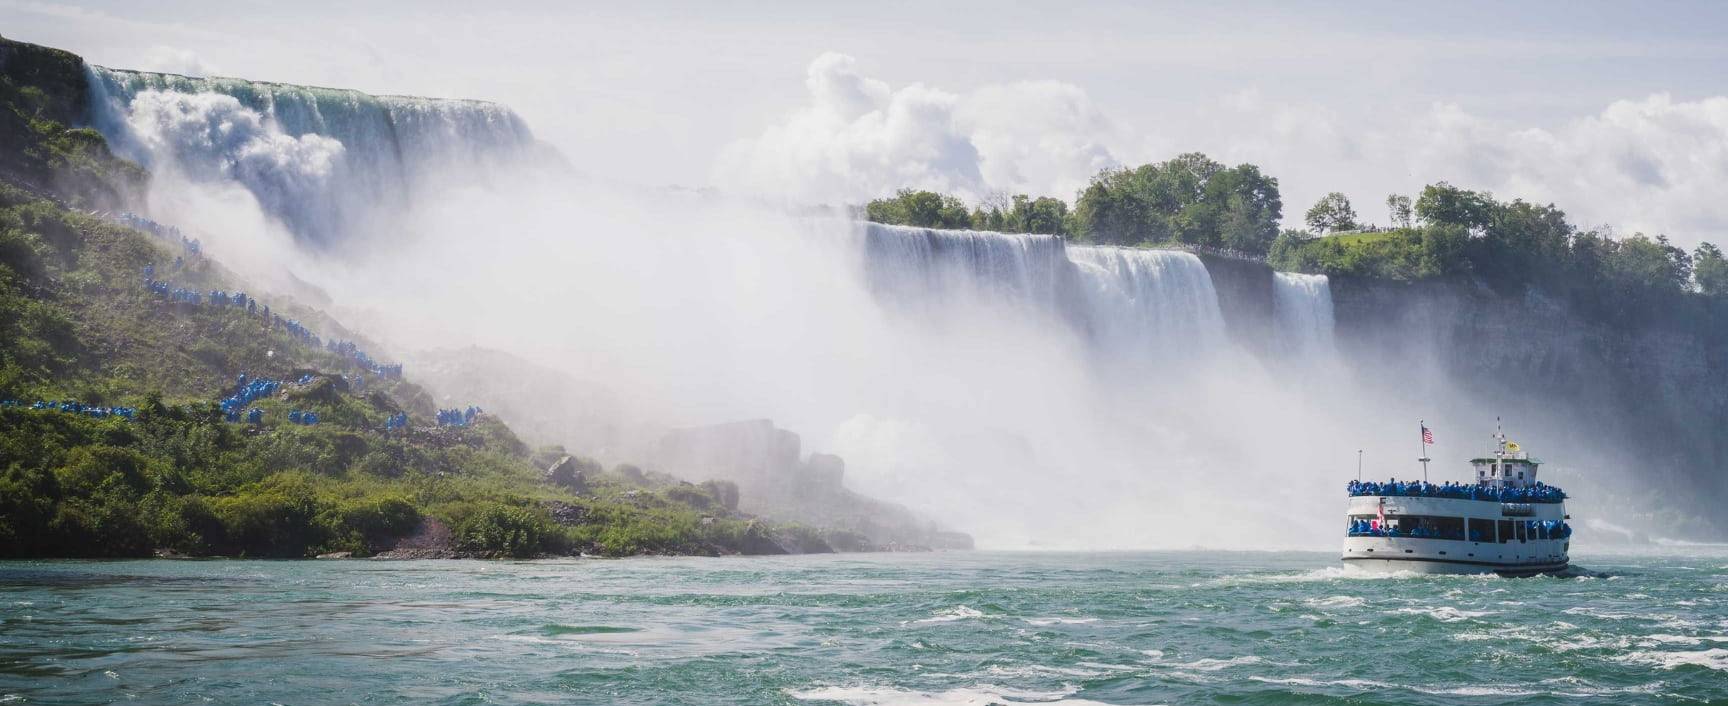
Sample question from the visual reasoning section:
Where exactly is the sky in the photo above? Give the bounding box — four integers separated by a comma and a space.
10, 0, 1728, 246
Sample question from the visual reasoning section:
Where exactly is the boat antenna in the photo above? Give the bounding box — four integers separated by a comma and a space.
1357, 449, 1363, 482
1418, 419, 1431, 483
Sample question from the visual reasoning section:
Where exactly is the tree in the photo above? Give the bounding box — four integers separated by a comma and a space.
1414, 182, 1495, 231
1386, 194, 1413, 229
865, 189, 972, 229
1072, 153, 1281, 252
1693, 242, 1728, 296
1006, 194, 1071, 236
1305, 192, 1359, 234
1604, 233, 1692, 295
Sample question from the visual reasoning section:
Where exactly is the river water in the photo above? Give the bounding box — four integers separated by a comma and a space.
2, 551, 1724, 705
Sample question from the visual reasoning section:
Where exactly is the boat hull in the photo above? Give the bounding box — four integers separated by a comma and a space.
1342, 556, 1568, 577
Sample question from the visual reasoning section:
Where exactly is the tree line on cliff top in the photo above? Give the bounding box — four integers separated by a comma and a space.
861, 153, 1728, 304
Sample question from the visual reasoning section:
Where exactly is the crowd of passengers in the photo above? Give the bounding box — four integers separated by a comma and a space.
1348, 518, 1573, 541
1347, 479, 1566, 503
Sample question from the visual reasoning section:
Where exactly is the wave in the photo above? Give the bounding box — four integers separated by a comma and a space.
903, 605, 987, 625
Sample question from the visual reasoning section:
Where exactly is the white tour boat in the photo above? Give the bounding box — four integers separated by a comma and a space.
1341, 425, 1571, 576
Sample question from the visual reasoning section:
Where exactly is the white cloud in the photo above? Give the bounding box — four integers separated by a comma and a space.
1483, 94, 1728, 243
715, 52, 1119, 205
1201, 92, 1728, 248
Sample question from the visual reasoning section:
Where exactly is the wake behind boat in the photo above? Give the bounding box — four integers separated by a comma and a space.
1341, 424, 1572, 576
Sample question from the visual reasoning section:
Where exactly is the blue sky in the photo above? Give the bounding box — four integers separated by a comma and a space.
11, 0, 1728, 245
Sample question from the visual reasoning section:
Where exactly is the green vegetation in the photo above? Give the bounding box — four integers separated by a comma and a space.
1305, 192, 1359, 234
0, 181, 843, 558
866, 189, 1076, 237
0, 37, 856, 559
0, 36, 144, 208
865, 153, 1279, 249
1073, 153, 1281, 252
865, 189, 973, 230
1267, 182, 1727, 322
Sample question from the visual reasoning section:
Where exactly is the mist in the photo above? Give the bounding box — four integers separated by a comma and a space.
85, 64, 1654, 552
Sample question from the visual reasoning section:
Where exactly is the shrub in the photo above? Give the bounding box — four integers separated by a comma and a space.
454, 503, 548, 558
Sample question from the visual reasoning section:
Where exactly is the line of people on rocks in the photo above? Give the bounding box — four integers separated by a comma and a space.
1347, 479, 1566, 503
2, 399, 137, 420
436, 406, 483, 427
325, 340, 403, 379
1348, 518, 1573, 541
115, 212, 198, 257
221, 374, 283, 423
140, 268, 405, 378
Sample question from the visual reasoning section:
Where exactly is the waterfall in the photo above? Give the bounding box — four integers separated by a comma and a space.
84, 66, 540, 244
1068, 246, 1227, 357
860, 223, 1069, 313
859, 223, 1228, 358
1272, 272, 1336, 357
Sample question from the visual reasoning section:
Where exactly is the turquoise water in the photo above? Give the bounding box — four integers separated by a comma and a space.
2, 551, 1725, 705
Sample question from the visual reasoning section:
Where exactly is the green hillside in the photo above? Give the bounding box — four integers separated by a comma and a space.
0, 36, 844, 559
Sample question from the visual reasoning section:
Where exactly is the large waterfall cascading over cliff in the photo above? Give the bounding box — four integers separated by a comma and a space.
85, 66, 539, 244
1272, 272, 1336, 357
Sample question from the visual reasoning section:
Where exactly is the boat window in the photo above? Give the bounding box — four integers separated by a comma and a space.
1498, 519, 1515, 543
1516, 522, 1527, 542
1468, 518, 1496, 543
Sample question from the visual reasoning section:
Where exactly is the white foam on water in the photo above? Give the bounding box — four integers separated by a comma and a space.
1302, 595, 1365, 609
1023, 617, 1098, 626
905, 605, 986, 625
788, 683, 1131, 706
1251, 675, 1665, 698
1170, 655, 1265, 672
1389, 606, 1493, 623
1618, 648, 1728, 671
985, 664, 1113, 679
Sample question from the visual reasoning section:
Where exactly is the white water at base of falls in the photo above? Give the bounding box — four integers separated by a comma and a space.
1272, 271, 1336, 358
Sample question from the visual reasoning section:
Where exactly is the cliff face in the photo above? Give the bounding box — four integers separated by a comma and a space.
1329, 275, 1728, 534
1199, 252, 1728, 537
0, 35, 143, 207
0, 35, 87, 124
1197, 253, 1274, 356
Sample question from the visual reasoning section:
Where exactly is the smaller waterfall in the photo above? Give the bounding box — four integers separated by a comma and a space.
1068, 247, 1226, 358
1272, 272, 1336, 357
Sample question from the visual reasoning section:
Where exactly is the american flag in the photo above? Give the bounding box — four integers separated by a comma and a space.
1422, 425, 1434, 445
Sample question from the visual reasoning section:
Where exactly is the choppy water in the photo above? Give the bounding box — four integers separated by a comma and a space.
2, 551, 1725, 705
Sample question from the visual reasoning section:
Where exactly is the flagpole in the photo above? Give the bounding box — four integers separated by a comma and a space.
1419, 420, 1430, 483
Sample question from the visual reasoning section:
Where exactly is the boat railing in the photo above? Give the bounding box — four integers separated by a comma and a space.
1346, 480, 1565, 504
1347, 519, 1572, 541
